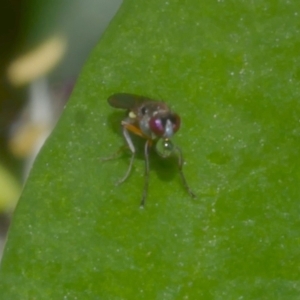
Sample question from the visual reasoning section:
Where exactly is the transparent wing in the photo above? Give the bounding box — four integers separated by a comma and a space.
107, 93, 152, 110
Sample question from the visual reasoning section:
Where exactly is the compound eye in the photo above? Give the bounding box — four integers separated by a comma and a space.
171, 114, 181, 133
149, 114, 181, 137
149, 117, 165, 136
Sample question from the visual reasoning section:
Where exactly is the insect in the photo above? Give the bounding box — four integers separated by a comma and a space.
106, 93, 195, 206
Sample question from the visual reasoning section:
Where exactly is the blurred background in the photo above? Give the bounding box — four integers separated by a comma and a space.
0, 0, 122, 259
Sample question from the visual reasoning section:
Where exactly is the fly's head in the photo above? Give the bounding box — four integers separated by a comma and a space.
136, 102, 181, 141
135, 102, 181, 158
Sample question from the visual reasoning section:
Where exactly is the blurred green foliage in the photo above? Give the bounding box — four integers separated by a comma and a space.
0, 165, 20, 212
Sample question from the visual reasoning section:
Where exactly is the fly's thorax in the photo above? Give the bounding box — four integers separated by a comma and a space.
135, 111, 151, 137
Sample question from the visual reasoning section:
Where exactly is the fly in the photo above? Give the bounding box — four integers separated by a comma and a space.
106, 93, 195, 206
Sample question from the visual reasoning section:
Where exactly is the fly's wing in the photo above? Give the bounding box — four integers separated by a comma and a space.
107, 93, 154, 110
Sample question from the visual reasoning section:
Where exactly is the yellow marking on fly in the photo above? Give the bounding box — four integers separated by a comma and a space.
129, 111, 136, 119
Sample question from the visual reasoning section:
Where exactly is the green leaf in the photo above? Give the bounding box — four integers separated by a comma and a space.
1, 0, 300, 298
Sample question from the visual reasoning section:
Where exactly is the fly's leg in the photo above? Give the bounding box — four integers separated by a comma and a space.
101, 145, 128, 161
140, 140, 151, 207
175, 146, 196, 198
115, 126, 136, 185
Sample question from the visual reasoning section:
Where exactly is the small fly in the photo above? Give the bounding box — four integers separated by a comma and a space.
106, 93, 195, 206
